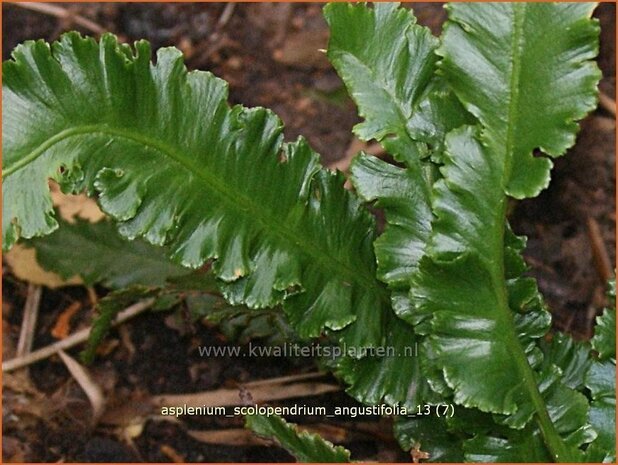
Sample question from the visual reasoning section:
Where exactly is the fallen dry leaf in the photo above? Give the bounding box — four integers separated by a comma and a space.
4, 244, 82, 289
5, 184, 106, 288
50, 181, 105, 223
330, 137, 386, 172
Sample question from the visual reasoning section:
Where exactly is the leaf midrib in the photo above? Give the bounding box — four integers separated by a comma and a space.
492, 4, 574, 461
4, 124, 387, 301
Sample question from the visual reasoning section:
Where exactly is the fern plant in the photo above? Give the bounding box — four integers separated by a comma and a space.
2, 2, 614, 463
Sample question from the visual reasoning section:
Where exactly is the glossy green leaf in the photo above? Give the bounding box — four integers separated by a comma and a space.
462, 372, 595, 462
245, 414, 351, 463
2, 33, 389, 348
325, 2, 435, 162
325, 6, 436, 399
394, 414, 464, 463
586, 284, 616, 464
442, 333, 602, 462
25, 216, 190, 288
349, 153, 432, 307
449, 408, 556, 462
186, 293, 294, 346
345, 148, 436, 410
585, 360, 616, 463
412, 127, 539, 412
585, 280, 616, 462
540, 334, 592, 391
591, 281, 616, 360
464, 427, 552, 463
327, 2, 470, 297
411, 126, 593, 461
325, 3, 471, 162
81, 286, 157, 363
332, 310, 428, 409
407, 4, 601, 460
438, 3, 601, 199
325, 2, 467, 409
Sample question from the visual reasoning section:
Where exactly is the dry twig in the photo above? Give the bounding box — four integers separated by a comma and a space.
586, 216, 613, 283
242, 371, 328, 386
598, 91, 616, 117
187, 422, 375, 446
3, 299, 155, 372
195, 3, 237, 62
151, 372, 338, 408
16, 284, 42, 357
9, 2, 107, 36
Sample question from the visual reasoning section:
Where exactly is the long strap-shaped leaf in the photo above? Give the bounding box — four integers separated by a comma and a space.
456, 334, 600, 462
325, 3, 470, 292
325, 2, 437, 161
413, 3, 601, 462
326, 2, 473, 312
324, 2, 469, 409
438, 2, 601, 199
325, 3, 435, 295
2, 33, 389, 346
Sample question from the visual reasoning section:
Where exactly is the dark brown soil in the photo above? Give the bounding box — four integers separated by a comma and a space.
2, 3, 615, 463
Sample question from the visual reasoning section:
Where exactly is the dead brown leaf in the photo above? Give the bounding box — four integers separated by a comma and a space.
328, 137, 386, 173
4, 244, 82, 289
272, 29, 330, 69
4, 184, 106, 288
49, 181, 105, 223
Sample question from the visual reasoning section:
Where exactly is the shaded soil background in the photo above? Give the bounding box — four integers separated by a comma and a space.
2, 2, 616, 462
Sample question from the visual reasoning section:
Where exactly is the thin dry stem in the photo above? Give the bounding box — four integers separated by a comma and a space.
586, 216, 613, 283
3, 298, 155, 372
598, 91, 616, 117
9, 2, 107, 36
16, 284, 43, 357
